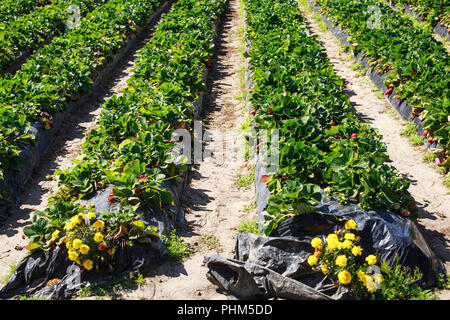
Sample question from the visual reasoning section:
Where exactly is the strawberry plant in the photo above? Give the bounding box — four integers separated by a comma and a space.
313, 0, 449, 156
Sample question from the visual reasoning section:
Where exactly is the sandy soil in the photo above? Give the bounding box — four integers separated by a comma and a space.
0, 7, 171, 286
119, 0, 254, 300
297, 2, 450, 299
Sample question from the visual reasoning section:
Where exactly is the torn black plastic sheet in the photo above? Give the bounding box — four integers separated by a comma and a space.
0, 0, 172, 223
306, 0, 440, 149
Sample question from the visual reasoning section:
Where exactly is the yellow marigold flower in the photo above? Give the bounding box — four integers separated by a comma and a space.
307, 255, 318, 266
83, 259, 93, 271
79, 244, 90, 255
338, 270, 352, 285
365, 255, 377, 265
326, 233, 338, 243
358, 270, 367, 286
86, 212, 97, 220
351, 245, 363, 256
68, 250, 78, 261
76, 258, 81, 265
66, 231, 74, 238
72, 239, 82, 249
93, 220, 105, 230
344, 233, 355, 241
76, 213, 84, 220
64, 222, 73, 230
94, 232, 103, 243
335, 255, 347, 267
51, 230, 60, 240
342, 240, 353, 249
327, 238, 338, 249
345, 219, 357, 230
337, 241, 344, 250
321, 264, 328, 275
311, 237, 323, 248
66, 242, 73, 250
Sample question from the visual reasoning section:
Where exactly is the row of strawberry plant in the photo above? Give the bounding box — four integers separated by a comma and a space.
312, 0, 449, 160
0, 0, 52, 23
388, 0, 449, 29
0, 0, 108, 73
22, 0, 226, 273
244, 0, 417, 236
0, 0, 164, 182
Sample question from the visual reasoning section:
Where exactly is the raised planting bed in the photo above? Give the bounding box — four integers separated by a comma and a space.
0, 0, 170, 221
385, 0, 449, 39
307, 0, 449, 164
0, 0, 227, 300
0, 0, 109, 75
0, 0, 53, 24
204, 0, 444, 301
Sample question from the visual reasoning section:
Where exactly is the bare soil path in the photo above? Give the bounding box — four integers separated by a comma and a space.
0, 4, 172, 285
297, 2, 450, 299
118, 0, 254, 300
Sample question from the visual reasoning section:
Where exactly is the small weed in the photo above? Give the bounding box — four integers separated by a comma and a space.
236, 220, 260, 235
162, 229, 194, 262
10, 295, 48, 300
444, 174, 450, 188
351, 62, 362, 71
2, 263, 17, 285
423, 152, 437, 163
436, 273, 450, 290
242, 202, 257, 212
372, 257, 436, 300
234, 166, 254, 189
76, 272, 141, 299
376, 92, 384, 99
400, 122, 424, 146
200, 234, 221, 250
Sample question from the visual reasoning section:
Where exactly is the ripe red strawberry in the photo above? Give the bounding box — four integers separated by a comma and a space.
385, 88, 393, 95
432, 139, 438, 143
180, 173, 185, 179
248, 88, 254, 93
351, 133, 358, 139
268, 107, 273, 114
251, 109, 256, 116
5, 138, 10, 143
335, 135, 341, 139
98, 243, 107, 251
401, 210, 410, 217
428, 138, 433, 144
22, 234, 25, 240
97, 181, 103, 187
422, 130, 428, 136
377, 70, 382, 75
331, 121, 336, 126
196, 92, 201, 96
388, 84, 394, 89
134, 187, 142, 194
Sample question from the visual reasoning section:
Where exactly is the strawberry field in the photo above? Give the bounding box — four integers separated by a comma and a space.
0, 0, 449, 301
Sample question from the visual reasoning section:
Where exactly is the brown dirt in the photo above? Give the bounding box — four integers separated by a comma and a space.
118, 0, 253, 300
0, 7, 171, 286
298, 2, 450, 299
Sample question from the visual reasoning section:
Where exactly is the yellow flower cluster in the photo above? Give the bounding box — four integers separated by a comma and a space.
358, 270, 384, 292
307, 220, 384, 294
62, 214, 107, 271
